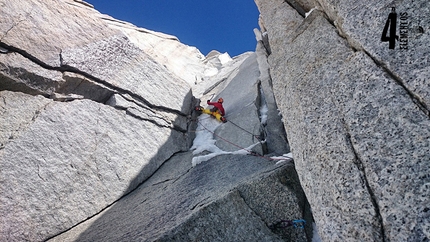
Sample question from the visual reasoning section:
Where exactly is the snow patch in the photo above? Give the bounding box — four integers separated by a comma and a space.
190, 117, 222, 154
0, 46, 8, 53
271, 153, 294, 165
190, 115, 261, 167
254, 28, 262, 41
284, 153, 293, 159
260, 105, 268, 125
259, 86, 268, 125
218, 52, 232, 65
204, 67, 219, 77
305, 7, 318, 18
202, 52, 231, 77
312, 222, 322, 242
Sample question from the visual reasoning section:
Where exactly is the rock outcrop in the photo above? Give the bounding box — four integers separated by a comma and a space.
255, 0, 430, 241
1, 0, 311, 241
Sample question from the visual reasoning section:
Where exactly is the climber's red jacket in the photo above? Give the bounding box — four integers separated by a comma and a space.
207, 101, 225, 116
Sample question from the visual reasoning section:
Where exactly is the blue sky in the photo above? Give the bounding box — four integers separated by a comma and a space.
85, 0, 260, 57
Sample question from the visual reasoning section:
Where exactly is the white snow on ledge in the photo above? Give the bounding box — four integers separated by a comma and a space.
271, 153, 293, 165
305, 7, 318, 18
218, 52, 232, 65
204, 67, 219, 77
259, 86, 268, 125
190, 114, 294, 167
190, 115, 260, 167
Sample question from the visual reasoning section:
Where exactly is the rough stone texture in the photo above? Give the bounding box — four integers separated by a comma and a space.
49, 152, 309, 242
1, 0, 313, 241
61, 34, 191, 112
0, 0, 116, 67
315, 0, 430, 114
0, 0, 196, 241
107, 17, 207, 87
255, 0, 430, 241
236, 163, 313, 241
0, 0, 192, 115
0, 91, 52, 147
0, 92, 188, 241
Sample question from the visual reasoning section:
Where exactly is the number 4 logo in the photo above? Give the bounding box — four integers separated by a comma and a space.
381, 7, 399, 49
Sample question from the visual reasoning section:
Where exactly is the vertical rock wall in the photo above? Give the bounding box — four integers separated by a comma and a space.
255, 0, 430, 241
0, 0, 197, 241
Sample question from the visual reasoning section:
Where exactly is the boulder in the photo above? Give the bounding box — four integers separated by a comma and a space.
255, 0, 430, 241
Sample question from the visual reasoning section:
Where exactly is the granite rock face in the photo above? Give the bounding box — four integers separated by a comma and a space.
48, 48, 310, 242
0, 0, 194, 241
255, 0, 430, 241
1, 0, 311, 241
50, 153, 311, 242
0, 91, 189, 241
0, 0, 194, 113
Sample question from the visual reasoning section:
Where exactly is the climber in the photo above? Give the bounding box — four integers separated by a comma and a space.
195, 98, 227, 123
207, 98, 225, 116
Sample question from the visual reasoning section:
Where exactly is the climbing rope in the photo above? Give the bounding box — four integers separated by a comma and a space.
191, 108, 291, 162
192, 116, 262, 141
228, 119, 264, 142
193, 102, 263, 141
195, 119, 286, 162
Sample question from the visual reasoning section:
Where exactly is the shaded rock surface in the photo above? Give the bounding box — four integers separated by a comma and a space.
50, 153, 310, 242
1, 91, 188, 241
255, 0, 430, 241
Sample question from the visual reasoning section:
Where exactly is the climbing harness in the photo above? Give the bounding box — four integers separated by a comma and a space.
269, 219, 306, 229
195, 106, 226, 123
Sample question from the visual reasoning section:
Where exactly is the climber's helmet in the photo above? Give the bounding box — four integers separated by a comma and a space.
218, 98, 224, 103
